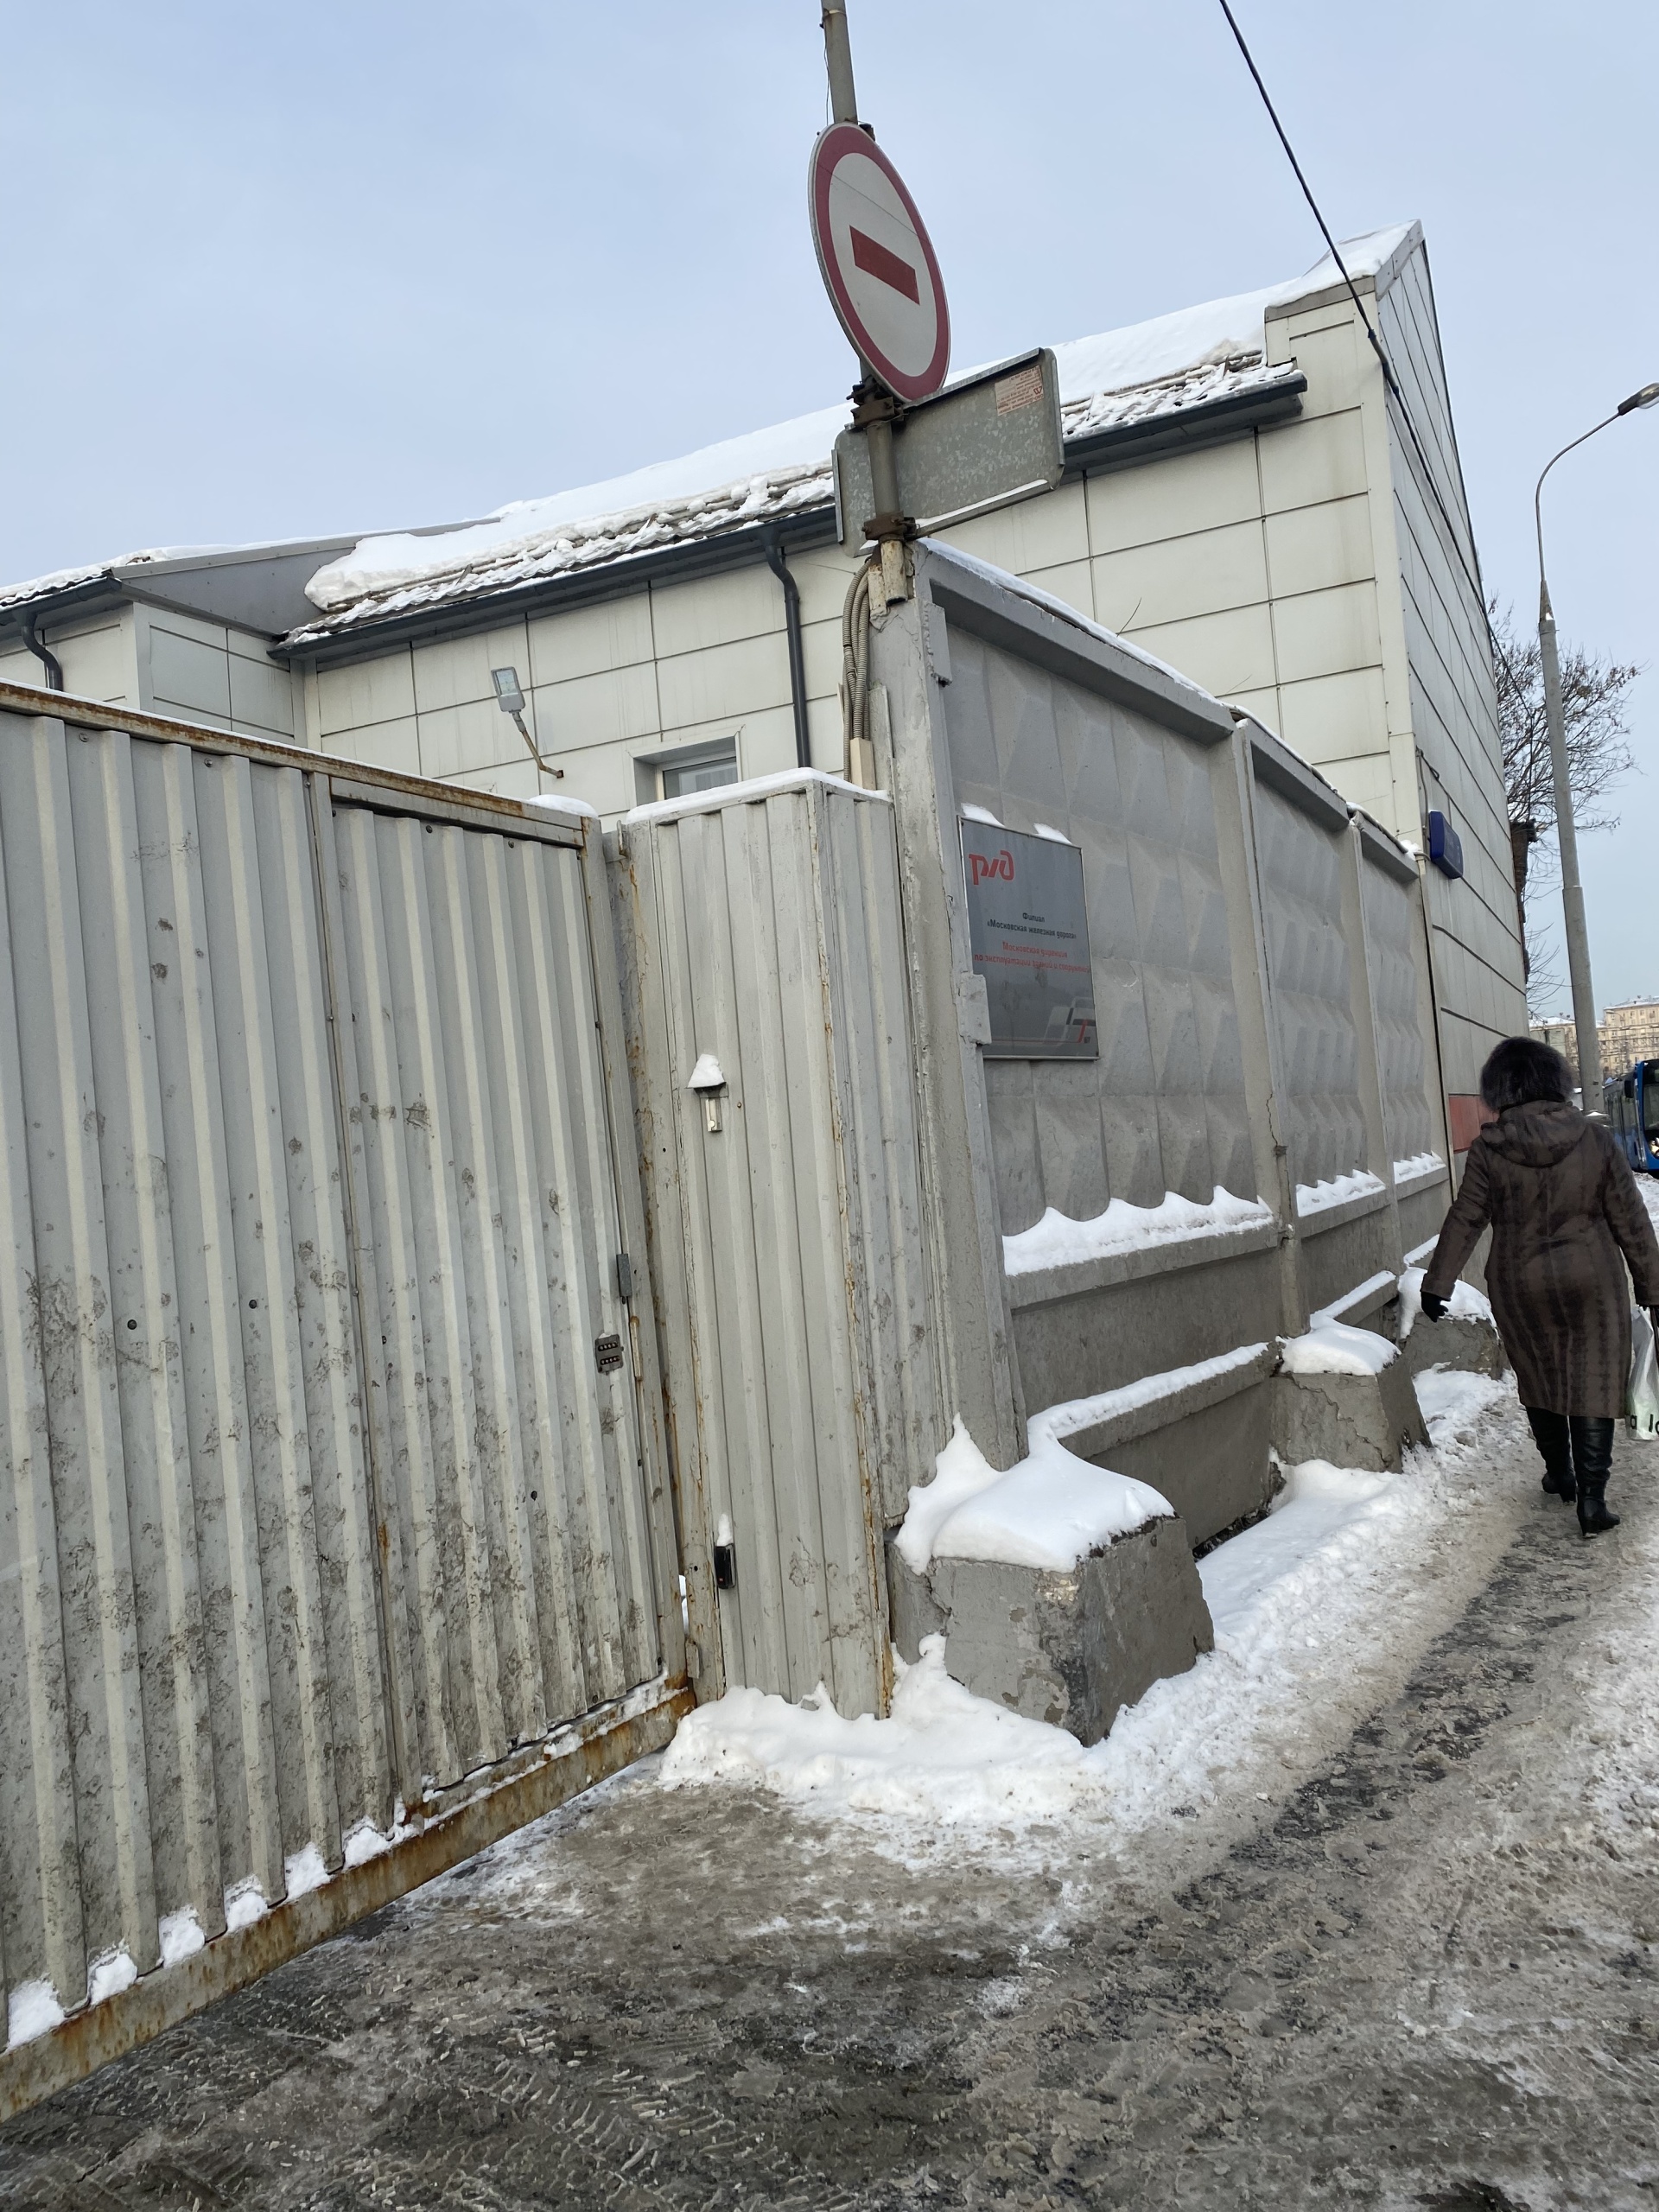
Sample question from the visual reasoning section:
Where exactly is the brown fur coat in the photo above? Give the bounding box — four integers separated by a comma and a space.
1422, 1102, 1659, 1417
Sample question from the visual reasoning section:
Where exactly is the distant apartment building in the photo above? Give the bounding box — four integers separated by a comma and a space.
1599, 997, 1659, 1072
0, 220, 1523, 1121
1530, 1014, 1580, 1077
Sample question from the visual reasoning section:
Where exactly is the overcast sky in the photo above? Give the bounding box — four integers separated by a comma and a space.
4, 1, 1654, 1005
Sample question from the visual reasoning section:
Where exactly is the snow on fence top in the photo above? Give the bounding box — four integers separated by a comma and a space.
1002, 1185, 1274, 1279
279, 225, 1420, 644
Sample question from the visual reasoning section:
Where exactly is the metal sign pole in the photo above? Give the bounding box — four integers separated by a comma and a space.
818, 0, 909, 603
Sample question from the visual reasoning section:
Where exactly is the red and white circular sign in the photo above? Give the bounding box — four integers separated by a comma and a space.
809, 123, 950, 404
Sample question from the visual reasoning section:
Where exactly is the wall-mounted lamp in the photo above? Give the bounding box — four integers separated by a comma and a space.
688, 1051, 728, 1134
491, 666, 562, 779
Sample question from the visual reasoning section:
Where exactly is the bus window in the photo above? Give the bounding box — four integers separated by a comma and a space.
1643, 1064, 1659, 1141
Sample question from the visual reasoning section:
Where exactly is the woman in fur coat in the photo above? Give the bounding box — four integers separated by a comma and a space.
1421, 1036, 1659, 1536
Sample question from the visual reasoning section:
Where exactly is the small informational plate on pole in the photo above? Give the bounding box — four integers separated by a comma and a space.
810, 122, 950, 403
835, 347, 1065, 548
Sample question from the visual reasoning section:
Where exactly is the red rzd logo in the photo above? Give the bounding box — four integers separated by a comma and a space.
969, 849, 1014, 885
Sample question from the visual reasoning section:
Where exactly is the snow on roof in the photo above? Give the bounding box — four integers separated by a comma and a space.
5, 225, 1419, 645
0, 548, 226, 617
289, 442, 842, 642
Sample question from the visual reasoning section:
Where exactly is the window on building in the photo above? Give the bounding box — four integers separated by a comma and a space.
639, 739, 740, 803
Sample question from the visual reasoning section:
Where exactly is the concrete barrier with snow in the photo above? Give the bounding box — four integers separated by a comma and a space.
887, 1421, 1215, 1744
1272, 1321, 1429, 1472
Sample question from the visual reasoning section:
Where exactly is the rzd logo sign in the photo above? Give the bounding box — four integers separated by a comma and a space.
969, 849, 1014, 885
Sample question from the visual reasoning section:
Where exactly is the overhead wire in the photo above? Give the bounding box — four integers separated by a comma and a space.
1213, 0, 1523, 703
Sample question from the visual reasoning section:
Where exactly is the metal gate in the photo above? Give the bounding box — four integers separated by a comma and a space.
619, 774, 939, 1721
0, 692, 683, 2112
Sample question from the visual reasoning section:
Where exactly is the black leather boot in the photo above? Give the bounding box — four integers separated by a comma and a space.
1570, 1416, 1619, 1537
1527, 1408, 1576, 1501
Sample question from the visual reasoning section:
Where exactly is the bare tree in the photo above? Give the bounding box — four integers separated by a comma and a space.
1491, 599, 1639, 997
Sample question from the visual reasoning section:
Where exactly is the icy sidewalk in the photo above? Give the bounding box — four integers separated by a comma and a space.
659, 1369, 1516, 1859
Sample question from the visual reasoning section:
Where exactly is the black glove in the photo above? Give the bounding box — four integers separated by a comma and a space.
1420, 1290, 1447, 1322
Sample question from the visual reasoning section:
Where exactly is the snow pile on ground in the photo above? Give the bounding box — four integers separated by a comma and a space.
1279, 1319, 1398, 1376
658, 1637, 1109, 1834
1003, 1185, 1272, 1277
1639, 1179, 1659, 1234
1294, 1168, 1388, 1216
1414, 1365, 1510, 1449
662, 1365, 1518, 1858
1395, 1263, 1495, 1338
895, 1416, 1170, 1574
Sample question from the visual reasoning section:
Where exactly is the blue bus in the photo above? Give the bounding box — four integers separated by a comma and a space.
1605, 1059, 1659, 1174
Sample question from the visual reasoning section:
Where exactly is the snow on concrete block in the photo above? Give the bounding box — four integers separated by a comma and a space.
1271, 1325, 1427, 1472
1393, 1266, 1507, 1381
1280, 1320, 1399, 1376
887, 1518, 1214, 1748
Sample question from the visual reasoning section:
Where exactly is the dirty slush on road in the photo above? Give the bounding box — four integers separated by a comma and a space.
3, 1412, 1657, 2212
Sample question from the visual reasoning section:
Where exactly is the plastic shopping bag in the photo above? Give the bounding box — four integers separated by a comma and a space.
1628, 1306, 1659, 1438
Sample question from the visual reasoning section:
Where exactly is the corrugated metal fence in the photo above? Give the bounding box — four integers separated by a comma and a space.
0, 698, 681, 2098
620, 778, 938, 1720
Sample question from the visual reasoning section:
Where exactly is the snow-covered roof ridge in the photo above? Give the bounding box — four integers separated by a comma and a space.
289, 454, 836, 641
286, 224, 1420, 640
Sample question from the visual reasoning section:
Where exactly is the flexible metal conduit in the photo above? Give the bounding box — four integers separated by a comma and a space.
764, 538, 811, 769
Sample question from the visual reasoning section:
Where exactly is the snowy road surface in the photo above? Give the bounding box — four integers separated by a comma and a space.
4, 1380, 1659, 2209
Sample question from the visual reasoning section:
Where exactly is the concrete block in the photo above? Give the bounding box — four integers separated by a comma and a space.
887, 1517, 1215, 1746
1395, 1313, 1508, 1382
1270, 1348, 1428, 1472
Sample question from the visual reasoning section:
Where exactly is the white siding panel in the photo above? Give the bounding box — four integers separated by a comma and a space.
411, 626, 531, 715
1122, 604, 1277, 700
650, 566, 786, 661
149, 626, 232, 721
529, 661, 660, 753
1092, 518, 1268, 632
943, 480, 1090, 575
318, 653, 416, 738
1257, 409, 1369, 513
656, 633, 791, 734
227, 651, 296, 737
1084, 436, 1262, 554
1264, 495, 1376, 600
526, 594, 654, 688
1270, 579, 1383, 686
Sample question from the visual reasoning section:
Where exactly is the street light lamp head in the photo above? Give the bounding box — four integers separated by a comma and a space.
490, 666, 525, 715
1616, 383, 1659, 416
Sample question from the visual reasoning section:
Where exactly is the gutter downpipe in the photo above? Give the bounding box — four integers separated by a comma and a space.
22, 611, 63, 691
764, 537, 811, 769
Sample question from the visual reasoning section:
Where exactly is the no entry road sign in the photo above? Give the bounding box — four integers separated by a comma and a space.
809, 122, 950, 404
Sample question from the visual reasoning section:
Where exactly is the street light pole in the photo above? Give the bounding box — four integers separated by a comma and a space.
1533, 380, 1659, 1109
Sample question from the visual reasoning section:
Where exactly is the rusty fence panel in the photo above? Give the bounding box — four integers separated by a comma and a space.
0, 696, 680, 2106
